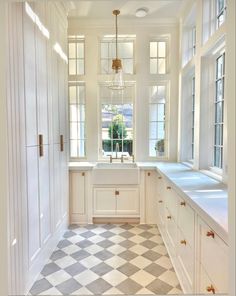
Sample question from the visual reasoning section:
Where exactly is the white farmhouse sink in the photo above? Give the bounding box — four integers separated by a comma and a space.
92, 162, 140, 185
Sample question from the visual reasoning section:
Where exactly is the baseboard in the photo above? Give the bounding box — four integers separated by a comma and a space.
70, 213, 88, 224
93, 217, 140, 224
26, 215, 68, 294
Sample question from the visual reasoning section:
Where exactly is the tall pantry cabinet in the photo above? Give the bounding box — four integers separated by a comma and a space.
6, 2, 69, 294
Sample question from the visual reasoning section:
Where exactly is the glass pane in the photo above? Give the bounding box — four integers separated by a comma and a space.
102, 140, 112, 154
158, 104, 165, 121
150, 42, 157, 58
69, 86, 76, 104
157, 122, 165, 139
69, 59, 76, 75
216, 79, 223, 101
218, 13, 225, 27
101, 42, 109, 58
70, 122, 77, 139
77, 122, 85, 139
123, 59, 133, 74
156, 139, 165, 156
150, 59, 157, 74
215, 124, 223, 145
158, 58, 166, 74
215, 101, 223, 123
118, 42, 133, 58
214, 147, 221, 167
149, 140, 157, 157
77, 105, 85, 122
70, 105, 77, 122
77, 43, 84, 58
123, 140, 133, 156
69, 43, 76, 59
78, 140, 85, 157
70, 140, 77, 157
101, 59, 109, 74
158, 85, 166, 100
217, 55, 224, 79
77, 60, 84, 75
149, 122, 158, 139
218, 0, 224, 12
149, 104, 158, 121
158, 42, 166, 58
78, 86, 85, 104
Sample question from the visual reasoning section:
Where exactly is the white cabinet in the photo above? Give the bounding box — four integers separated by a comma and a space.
93, 187, 139, 217
145, 171, 158, 224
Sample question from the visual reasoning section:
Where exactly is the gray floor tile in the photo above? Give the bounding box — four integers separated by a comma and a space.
86, 278, 112, 294
137, 224, 153, 230
144, 263, 166, 277
142, 250, 162, 261
76, 240, 93, 248
41, 262, 61, 277
97, 239, 115, 248
119, 239, 136, 249
91, 262, 113, 276
119, 250, 138, 261
120, 224, 134, 230
57, 239, 72, 249
30, 278, 53, 295
100, 230, 115, 238
116, 278, 142, 294
50, 250, 67, 261
120, 231, 135, 239
63, 231, 77, 238
80, 230, 96, 238
146, 278, 173, 294
117, 262, 140, 277
141, 240, 158, 249
103, 224, 117, 230
65, 262, 86, 276
139, 231, 155, 239
71, 249, 90, 260
56, 278, 82, 294
94, 249, 114, 261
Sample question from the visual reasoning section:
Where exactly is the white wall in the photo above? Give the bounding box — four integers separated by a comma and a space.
0, 3, 8, 296
68, 19, 179, 162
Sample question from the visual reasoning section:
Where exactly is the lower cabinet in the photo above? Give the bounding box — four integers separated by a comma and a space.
93, 187, 139, 216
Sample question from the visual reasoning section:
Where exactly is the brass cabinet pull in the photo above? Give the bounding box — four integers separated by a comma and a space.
148, 172, 151, 176
158, 176, 162, 179
82, 172, 85, 177
180, 201, 186, 206
180, 239, 187, 245
167, 186, 171, 190
115, 190, 119, 195
167, 215, 171, 219
158, 200, 163, 203
206, 285, 215, 294
39, 134, 43, 157
206, 230, 215, 238
60, 135, 64, 152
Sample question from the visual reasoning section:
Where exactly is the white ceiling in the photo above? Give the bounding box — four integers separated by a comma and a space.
66, 0, 185, 21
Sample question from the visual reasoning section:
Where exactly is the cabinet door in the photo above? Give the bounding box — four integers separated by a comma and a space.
23, 4, 37, 147
165, 207, 177, 258
145, 171, 157, 223
93, 188, 116, 215
26, 146, 40, 264
70, 171, 86, 216
60, 144, 69, 220
53, 144, 62, 228
116, 188, 139, 215
38, 145, 51, 245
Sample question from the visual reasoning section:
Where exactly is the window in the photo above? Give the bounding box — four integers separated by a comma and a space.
213, 53, 225, 169
191, 77, 195, 160
216, 0, 226, 28
150, 41, 167, 74
69, 83, 86, 158
192, 26, 196, 56
149, 84, 168, 157
68, 35, 85, 75
100, 85, 134, 158
100, 36, 134, 74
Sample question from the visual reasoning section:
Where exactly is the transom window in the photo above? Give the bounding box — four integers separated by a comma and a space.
213, 53, 225, 169
100, 35, 134, 74
69, 83, 86, 158
100, 85, 134, 159
68, 35, 85, 76
149, 84, 168, 157
150, 41, 167, 74
216, 0, 226, 28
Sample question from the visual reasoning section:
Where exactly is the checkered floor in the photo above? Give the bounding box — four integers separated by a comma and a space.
29, 224, 182, 295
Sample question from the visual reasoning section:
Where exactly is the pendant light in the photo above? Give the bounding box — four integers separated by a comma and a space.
108, 10, 125, 90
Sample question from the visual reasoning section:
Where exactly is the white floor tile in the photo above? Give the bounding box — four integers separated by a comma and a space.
130, 270, 156, 286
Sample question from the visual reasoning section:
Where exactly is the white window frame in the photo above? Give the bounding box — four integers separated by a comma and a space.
216, 0, 227, 29
98, 82, 136, 161
68, 35, 85, 76
148, 81, 170, 160
191, 76, 195, 161
149, 38, 169, 75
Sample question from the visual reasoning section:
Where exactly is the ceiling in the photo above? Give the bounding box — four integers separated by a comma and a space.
66, 0, 185, 21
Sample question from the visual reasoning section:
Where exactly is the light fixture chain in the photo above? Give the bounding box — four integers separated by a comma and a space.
116, 13, 118, 59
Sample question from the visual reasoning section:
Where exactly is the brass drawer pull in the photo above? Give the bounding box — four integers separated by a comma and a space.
60, 135, 64, 152
167, 186, 171, 190
158, 176, 162, 179
158, 200, 163, 203
206, 231, 215, 238
180, 201, 186, 206
39, 134, 43, 157
82, 172, 85, 177
180, 239, 186, 245
148, 172, 151, 176
115, 190, 119, 195
206, 285, 215, 294
167, 215, 171, 219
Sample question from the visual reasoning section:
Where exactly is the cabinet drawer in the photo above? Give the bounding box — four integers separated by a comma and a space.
199, 264, 219, 295
165, 208, 177, 257
178, 197, 195, 248
165, 182, 178, 220
199, 219, 228, 293
177, 228, 194, 288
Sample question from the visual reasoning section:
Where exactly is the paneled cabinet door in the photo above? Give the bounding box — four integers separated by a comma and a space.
60, 144, 69, 219
38, 145, 51, 245
93, 188, 116, 215
116, 188, 139, 215
53, 144, 62, 228
70, 171, 86, 217
23, 5, 37, 147
26, 146, 40, 265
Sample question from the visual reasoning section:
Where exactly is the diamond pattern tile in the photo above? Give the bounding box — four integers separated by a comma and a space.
30, 224, 182, 295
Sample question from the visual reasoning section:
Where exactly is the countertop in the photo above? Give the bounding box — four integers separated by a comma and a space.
69, 161, 228, 242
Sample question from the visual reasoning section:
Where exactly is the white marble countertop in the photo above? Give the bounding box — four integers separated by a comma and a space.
69, 161, 228, 242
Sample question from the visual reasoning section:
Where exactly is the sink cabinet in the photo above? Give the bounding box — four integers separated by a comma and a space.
93, 187, 139, 216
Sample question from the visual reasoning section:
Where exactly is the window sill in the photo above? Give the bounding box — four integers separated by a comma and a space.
200, 168, 223, 182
